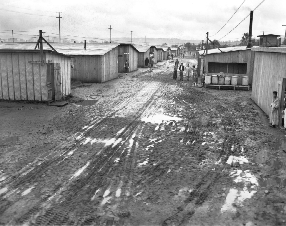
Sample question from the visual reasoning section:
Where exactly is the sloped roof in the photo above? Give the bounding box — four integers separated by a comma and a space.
0, 42, 119, 56
257, 34, 280, 37
133, 44, 151, 53
199, 46, 256, 55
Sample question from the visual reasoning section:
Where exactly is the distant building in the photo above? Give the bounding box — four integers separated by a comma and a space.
257, 34, 281, 47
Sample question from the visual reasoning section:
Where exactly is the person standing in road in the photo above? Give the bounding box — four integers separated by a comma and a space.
124, 60, 129, 75
193, 65, 197, 86
186, 63, 191, 81
270, 91, 279, 128
175, 59, 179, 68
173, 65, 178, 80
145, 57, 149, 67
179, 63, 184, 81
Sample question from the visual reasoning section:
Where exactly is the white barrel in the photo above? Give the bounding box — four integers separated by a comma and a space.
218, 76, 225, 85
225, 76, 231, 85
231, 76, 238, 86
205, 75, 211, 84
242, 76, 249, 86
211, 75, 218, 84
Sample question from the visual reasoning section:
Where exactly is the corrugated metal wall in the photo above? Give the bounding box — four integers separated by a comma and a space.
252, 51, 286, 116
0, 52, 70, 101
204, 50, 254, 85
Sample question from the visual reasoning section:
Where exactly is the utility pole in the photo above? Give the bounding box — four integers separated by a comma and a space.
12, 30, 14, 43
108, 25, 112, 43
206, 32, 209, 55
131, 31, 133, 43
39, 30, 44, 64
56, 12, 62, 43
247, 11, 254, 48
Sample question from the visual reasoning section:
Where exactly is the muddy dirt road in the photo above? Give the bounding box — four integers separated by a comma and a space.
1, 60, 286, 226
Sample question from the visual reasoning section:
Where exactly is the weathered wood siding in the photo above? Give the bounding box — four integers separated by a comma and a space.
71, 55, 102, 82
204, 50, 254, 85
103, 47, 118, 82
70, 47, 118, 83
157, 49, 163, 62
46, 53, 71, 96
0, 51, 71, 101
118, 45, 138, 73
252, 51, 286, 116
138, 49, 150, 68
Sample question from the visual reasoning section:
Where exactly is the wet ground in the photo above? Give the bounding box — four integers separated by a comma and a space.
1, 60, 286, 226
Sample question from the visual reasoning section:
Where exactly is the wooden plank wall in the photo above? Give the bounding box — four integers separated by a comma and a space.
138, 49, 151, 68
252, 51, 286, 116
204, 50, 253, 85
0, 52, 51, 101
46, 53, 71, 98
129, 46, 138, 72
138, 53, 144, 67
102, 47, 118, 82
157, 50, 163, 62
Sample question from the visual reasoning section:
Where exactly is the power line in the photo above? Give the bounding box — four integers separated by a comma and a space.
0, 7, 54, 17
218, 0, 266, 41
211, 0, 246, 37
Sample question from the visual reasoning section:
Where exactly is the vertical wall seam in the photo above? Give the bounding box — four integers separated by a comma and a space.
11, 53, 15, 100
32, 54, 35, 101
17, 53, 21, 100
0, 56, 2, 99
6, 54, 10, 100
24, 54, 28, 100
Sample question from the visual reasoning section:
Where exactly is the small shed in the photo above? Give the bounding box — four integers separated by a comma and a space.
252, 47, 286, 125
134, 45, 151, 68
118, 43, 139, 73
53, 43, 119, 83
200, 46, 255, 85
0, 43, 71, 101
257, 34, 281, 47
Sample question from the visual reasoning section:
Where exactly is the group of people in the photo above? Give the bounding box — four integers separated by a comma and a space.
173, 59, 198, 85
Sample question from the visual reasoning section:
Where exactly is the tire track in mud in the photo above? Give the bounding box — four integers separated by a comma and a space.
160, 90, 241, 226
9, 82, 164, 225
0, 82, 154, 192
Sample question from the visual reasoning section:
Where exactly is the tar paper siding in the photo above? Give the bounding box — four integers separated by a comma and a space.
252, 51, 286, 116
71, 47, 118, 83
204, 50, 254, 85
0, 51, 70, 101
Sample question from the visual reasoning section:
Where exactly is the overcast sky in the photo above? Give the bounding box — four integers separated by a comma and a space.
0, 0, 285, 42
